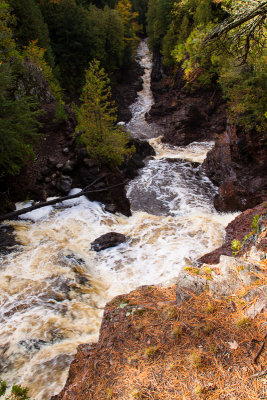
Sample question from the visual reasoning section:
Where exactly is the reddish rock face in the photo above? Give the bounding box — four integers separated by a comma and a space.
203, 124, 267, 212
148, 60, 266, 214
198, 202, 267, 264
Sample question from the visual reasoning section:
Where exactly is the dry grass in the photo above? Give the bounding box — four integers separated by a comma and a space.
76, 283, 266, 400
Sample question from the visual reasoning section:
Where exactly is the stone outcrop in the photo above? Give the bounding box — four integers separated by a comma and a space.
198, 202, 267, 264
90, 232, 127, 251
203, 123, 267, 212
147, 58, 266, 213
147, 65, 227, 146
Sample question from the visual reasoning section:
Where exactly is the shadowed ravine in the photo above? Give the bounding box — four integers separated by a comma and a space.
0, 41, 238, 400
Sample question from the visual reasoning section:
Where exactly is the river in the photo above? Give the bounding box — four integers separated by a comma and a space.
0, 40, 237, 399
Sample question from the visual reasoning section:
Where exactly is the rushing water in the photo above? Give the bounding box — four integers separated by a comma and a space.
0, 41, 238, 399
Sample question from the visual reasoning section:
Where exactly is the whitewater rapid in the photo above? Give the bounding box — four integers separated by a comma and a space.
0, 40, 238, 399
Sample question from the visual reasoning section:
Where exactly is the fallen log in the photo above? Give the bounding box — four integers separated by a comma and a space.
0, 176, 128, 222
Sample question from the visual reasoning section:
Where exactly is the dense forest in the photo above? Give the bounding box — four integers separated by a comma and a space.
0, 0, 266, 189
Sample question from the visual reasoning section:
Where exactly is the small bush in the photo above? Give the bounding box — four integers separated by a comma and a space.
144, 345, 159, 358
236, 316, 250, 328
189, 349, 202, 368
0, 381, 7, 396
231, 239, 241, 256
172, 325, 182, 338
251, 214, 260, 233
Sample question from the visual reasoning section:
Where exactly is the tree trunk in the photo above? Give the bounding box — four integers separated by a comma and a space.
0, 179, 127, 222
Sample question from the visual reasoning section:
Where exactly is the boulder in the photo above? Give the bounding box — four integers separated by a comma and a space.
56, 176, 72, 194
91, 232, 127, 252
41, 166, 51, 176
176, 271, 206, 305
62, 147, 69, 155
104, 204, 117, 214
47, 158, 57, 169
62, 160, 76, 173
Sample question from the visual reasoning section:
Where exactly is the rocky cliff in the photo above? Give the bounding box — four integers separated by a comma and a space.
147, 62, 267, 214
203, 124, 267, 212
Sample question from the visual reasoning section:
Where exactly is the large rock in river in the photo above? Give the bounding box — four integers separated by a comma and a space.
91, 232, 127, 251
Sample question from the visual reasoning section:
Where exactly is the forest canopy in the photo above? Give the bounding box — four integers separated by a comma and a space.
0, 0, 145, 177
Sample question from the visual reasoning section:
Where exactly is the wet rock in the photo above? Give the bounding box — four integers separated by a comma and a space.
91, 232, 127, 252
62, 147, 69, 155
56, 176, 72, 194
203, 124, 267, 212
47, 158, 57, 169
56, 163, 64, 170
62, 160, 76, 173
0, 225, 19, 255
120, 139, 155, 179
45, 177, 51, 183
105, 204, 117, 214
19, 339, 47, 352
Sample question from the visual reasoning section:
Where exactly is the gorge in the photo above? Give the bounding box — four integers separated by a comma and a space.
0, 40, 241, 399
0, 34, 266, 400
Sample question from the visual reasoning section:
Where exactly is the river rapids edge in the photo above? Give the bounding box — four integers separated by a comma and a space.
0, 40, 266, 400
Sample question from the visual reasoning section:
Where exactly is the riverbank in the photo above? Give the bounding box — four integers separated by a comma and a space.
147, 62, 267, 213
0, 58, 146, 219
52, 210, 267, 400
0, 40, 266, 400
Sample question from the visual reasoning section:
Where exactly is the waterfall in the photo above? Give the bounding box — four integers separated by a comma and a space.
0, 40, 238, 400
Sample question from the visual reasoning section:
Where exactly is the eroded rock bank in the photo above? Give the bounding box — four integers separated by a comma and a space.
51, 214, 266, 400
199, 201, 267, 264
146, 65, 227, 146
203, 124, 267, 212
147, 61, 267, 213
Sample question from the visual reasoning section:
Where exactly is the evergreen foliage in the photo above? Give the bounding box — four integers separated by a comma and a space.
38, 0, 137, 94
8, 0, 54, 66
76, 60, 134, 166
0, 381, 30, 399
116, 0, 141, 65
0, 0, 18, 62
0, 63, 41, 176
147, 0, 174, 52
0, 0, 42, 177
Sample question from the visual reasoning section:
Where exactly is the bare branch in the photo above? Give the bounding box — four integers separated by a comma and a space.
0, 176, 128, 222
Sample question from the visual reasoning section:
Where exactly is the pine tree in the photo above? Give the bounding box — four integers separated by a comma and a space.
9, 0, 54, 66
0, 0, 41, 177
76, 60, 133, 166
0, 63, 41, 176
